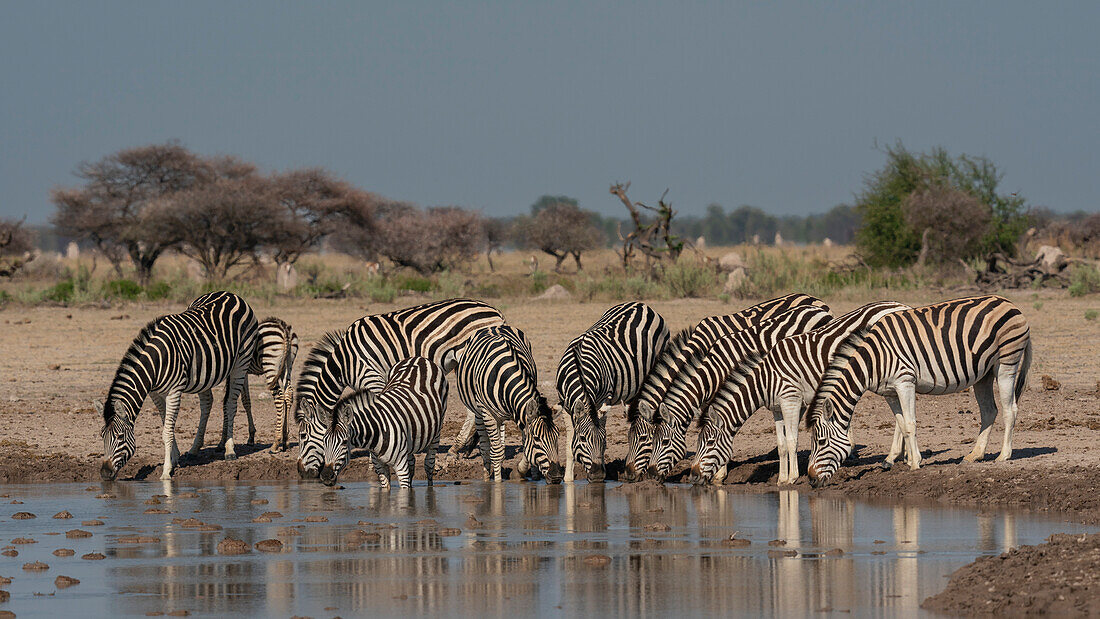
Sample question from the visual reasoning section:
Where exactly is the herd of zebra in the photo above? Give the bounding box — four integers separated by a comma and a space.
96, 290, 1032, 490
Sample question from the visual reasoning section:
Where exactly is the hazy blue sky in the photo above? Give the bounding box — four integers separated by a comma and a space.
2, 2, 1097, 223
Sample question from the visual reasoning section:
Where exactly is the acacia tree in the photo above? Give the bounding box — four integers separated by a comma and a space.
50, 142, 213, 284
370, 205, 485, 274
513, 200, 604, 272
903, 185, 991, 265
267, 168, 380, 267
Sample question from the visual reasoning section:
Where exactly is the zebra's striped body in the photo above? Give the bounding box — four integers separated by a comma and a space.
623, 294, 828, 481
319, 357, 447, 489
688, 301, 910, 485
98, 291, 258, 480
646, 304, 833, 480
295, 298, 504, 477
237, 317, 299, 452
557, 302, 669, 481
807, 295, 1032, 487
456, 326, 563, 483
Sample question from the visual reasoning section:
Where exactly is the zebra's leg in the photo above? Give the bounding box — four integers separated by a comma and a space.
425, 436, 440, 487
895, 380, 921, 470
370, 453, 391, 489
474, 409, 494, 481
883, 395, 906, 469
563, 411, 576, 483
448, 409, 479, 458
239, 377, 256, 446
994, 365, 1019, 462
220, 371, 247, 460
162, 391, 183, 480
495, 423, 507, 482
779, 397, 802, 484
393, 452, 413, 489
965, 373, 998, 463
270, 388, 285, 453
187, 390, 215, 458
772, 408, 789, 484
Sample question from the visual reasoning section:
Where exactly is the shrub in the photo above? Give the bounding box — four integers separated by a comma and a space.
43, 279, 76, 303
145, 281, 173, 300
103, 279, 143, 300
1085, 309, 1098, 321
1069, 265, 1100, 297
659, 259, 718, 298
397, 275, 432, 292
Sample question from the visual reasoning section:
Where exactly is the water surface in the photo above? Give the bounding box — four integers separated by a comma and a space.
0, 480, 1090, 617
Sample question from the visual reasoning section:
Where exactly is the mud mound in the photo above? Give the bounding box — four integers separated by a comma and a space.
923, 532, 1100, 615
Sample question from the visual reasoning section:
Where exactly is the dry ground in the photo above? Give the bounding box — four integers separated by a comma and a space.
1, 287, 1098, 494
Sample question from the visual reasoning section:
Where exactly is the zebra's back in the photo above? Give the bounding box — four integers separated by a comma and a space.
457, 326, 538, 424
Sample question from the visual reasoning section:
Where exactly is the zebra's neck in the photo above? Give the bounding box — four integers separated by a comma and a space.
107, 351, 155, 420
711, 363, 769, 427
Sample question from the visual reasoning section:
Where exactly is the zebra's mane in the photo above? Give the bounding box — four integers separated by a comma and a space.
628, 325, 696, 423
806, 331, 868, 428
718, 348, 767, 395
331, 388, 372, 429
300, 330, 344, 379
102, 317, 165, 431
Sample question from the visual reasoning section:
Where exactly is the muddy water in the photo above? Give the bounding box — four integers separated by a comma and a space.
0, 481, 1092, 618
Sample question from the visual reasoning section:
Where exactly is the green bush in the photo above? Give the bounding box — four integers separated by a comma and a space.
103, 279, 143, 300
1085, 309, 1098, 321
145, 281, 173, 300
43, 279, 76, 303
1069, 265, 1100, 297
659, 259, 718, 298
530, 270, 549, 294
397, 275, 433, 292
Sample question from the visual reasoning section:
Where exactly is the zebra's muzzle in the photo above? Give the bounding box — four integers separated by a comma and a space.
586, 464, 605, 483
100, 460, 118, 481
808, 466, 831, 488
297, 460, 319, 480
319, 465, 338, 487
545, 462, 563, 484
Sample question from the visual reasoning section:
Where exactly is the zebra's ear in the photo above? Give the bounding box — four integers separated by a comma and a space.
92, 400, 104, 415
821, 400, 835, 421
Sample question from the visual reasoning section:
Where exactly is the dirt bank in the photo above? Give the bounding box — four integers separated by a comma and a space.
922, 531, 1100, 615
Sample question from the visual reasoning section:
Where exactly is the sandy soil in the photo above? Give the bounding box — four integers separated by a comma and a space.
1, 289, 1098, 495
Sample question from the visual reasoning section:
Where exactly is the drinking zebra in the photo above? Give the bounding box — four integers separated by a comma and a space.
688, 301, 910, 485
456, 326, 564, 483
623, 293, 828, 481
294, 298, 504, 478
319, 357, 447, 489
97, 291, 258, 480
806, 295, 1032, 487
556, 302, 669, 482
645, 304, 833, 480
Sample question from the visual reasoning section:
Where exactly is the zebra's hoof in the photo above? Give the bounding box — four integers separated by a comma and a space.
880, 461, 893, 471
225, 453, 238, 461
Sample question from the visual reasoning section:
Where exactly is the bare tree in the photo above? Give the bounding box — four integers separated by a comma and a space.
50, 141, 219, 284
513, 201, 604, 272
0, 218, 35, 278
150, 175, 279, 279
903, 184, 991, 265
482, 218, 509, 272
610, 181, 683, 274
371, 205, 485, 275
267, 168, 381, 267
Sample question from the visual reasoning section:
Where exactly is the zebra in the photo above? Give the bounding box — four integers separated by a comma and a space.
556, 302, 669, 482
622, 293, 829, 481
806, 295, 1032, 488
222, 317, 299, 452
294, 298, 504, 478
687, 301, 910, 485
96, 291, 258, 481
319, 356, 447, 489
645, 304, 833, 480
456, 326, 564, 483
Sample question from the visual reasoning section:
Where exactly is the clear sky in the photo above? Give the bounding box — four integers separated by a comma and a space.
2, 2, 1097, 223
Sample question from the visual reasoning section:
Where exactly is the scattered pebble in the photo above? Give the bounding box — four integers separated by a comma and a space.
65, 530, 92, 539
254, 539, 283, 553
0, 576, 11, 584
82, 520, 104, 527
167, 611, 190, 617
8, 501, 22, 505
251, 516, 272, 523
439, 528, 462, 537
216, 537, 249, 555
0, 590, 7, 603
195, 488, 211, 493
643, 522, 671, 532
768, 549, 798, 558
277, 528, 302, 537
11, 539, 35, 545
873, 539, 886, 544
768, 539, 787, 547
95, 494, 114, 500
52, 549, 75, 557
22, 561, 48, 571
250, 499, 268, 505
824, 548, 845, 557
144, 508, 172, 514
582, 554, 612, 567
11, 512, 34, 520
1, 550, 16, 558
304, 515, 328, 523
723, 535, 751, 547
54, 575, 80, 589
144, 498, 161, 505
81, 553, 105, 560
465, 515, 483, 529
145, 613, 164, 617
52, 511, 73, 520
260, 512, 283, 519
415, 519, 439, 527
871, 550, 887, 555
177, 492, 199, 499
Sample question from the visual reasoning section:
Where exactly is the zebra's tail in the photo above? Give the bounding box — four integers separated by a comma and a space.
1014, 336, 1032, 403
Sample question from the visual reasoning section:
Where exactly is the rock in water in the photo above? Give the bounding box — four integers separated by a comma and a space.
217, 537, 250, 555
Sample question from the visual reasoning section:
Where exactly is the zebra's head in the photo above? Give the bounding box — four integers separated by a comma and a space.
295, 397, 326, 479
689, 412, 732, 485
646, 406, 688, 481
568, 400, 607, 482
623, 402, 656, 482
97, 398, 136, 481
808, 397, 852, 488
519, 396, 563, 484
320, 403, 353, 487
